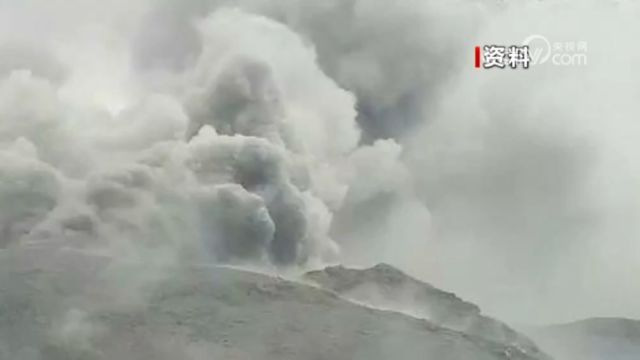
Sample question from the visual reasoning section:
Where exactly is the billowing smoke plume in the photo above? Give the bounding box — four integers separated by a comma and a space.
132, 0, 482, 141
0, 3, 414, 269
1, 0, 640, 329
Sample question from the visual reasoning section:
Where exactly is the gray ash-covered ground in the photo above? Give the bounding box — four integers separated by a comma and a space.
0, 247, 549, 360
305, 263, 550, 359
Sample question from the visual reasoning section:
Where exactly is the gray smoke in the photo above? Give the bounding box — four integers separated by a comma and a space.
0, 4, 371, 269
0, 0, 639, 331
132, 0, 482, 141
404, 0, 640, 324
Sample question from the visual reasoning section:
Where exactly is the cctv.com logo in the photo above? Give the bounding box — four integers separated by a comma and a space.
475, 34, 588, 69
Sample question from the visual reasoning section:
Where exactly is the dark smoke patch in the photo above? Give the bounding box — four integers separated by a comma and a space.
185, 56, 284, 142
187, 129, 323, 265
196, 185, 275, 262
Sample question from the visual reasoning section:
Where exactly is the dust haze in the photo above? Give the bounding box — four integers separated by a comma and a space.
0, 0, 638, 330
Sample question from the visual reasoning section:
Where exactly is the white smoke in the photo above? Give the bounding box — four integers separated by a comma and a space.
0, 4, 413, 272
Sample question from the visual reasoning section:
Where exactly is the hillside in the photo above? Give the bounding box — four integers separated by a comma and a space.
305, 264, 550, 359
0, 247, 548, 360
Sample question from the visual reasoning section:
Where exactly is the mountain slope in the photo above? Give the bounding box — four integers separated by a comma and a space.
305, 263, 550, 359
0, 248, 548, 360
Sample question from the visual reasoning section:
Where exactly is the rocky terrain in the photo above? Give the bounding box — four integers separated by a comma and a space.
0, 247, 550, 360
305, 263, 549, 359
